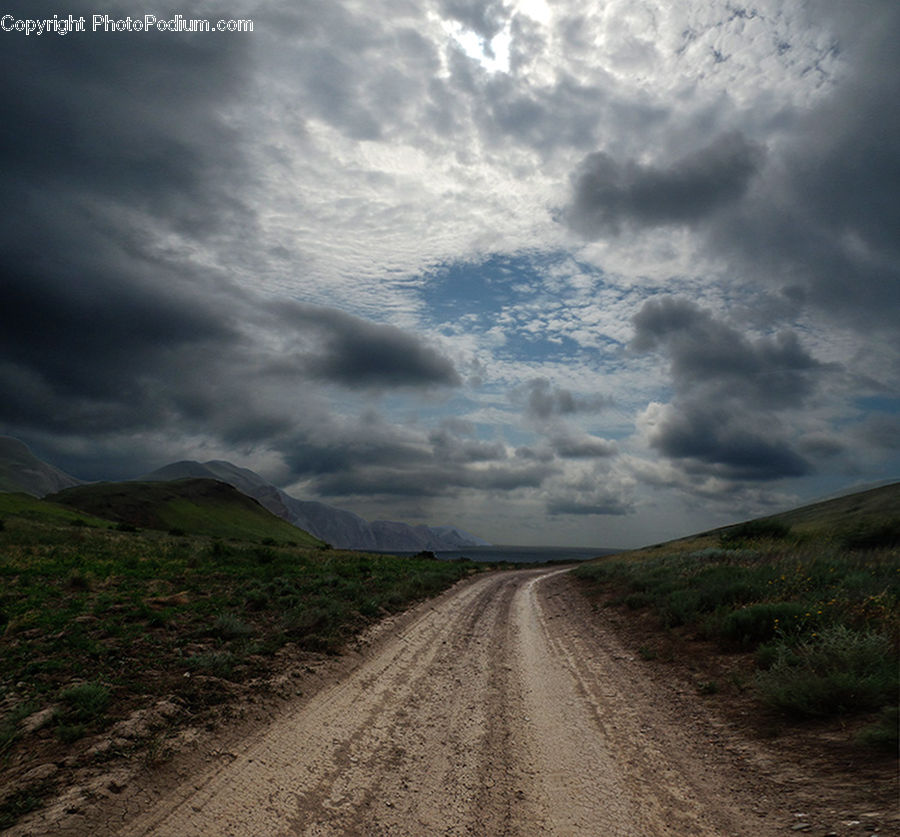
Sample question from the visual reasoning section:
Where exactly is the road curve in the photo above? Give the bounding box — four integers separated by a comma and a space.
114, 568, 771, 836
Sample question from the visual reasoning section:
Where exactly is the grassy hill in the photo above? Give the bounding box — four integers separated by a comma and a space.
45, 478, 324, 547
0, 490, 485, 829
0, 492, 114, 529
573, 482, 899, 750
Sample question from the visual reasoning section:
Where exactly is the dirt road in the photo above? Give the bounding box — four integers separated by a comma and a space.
75, 566, 803, 837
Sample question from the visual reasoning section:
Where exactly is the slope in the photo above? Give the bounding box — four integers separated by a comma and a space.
142, 459, 489, 550
45, 479, 324, 546
0, 437, 81, 497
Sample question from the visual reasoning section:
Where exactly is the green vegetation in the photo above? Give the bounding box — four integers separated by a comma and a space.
45, 479, 324, 546
0, 492, 483, 808
573, 483, 900, 747
0, 492, 112, 529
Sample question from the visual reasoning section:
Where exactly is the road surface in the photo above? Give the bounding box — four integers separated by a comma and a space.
102, 567, 780, 836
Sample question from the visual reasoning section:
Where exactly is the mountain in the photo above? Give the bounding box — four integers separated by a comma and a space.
141, 460, 490, 551
45, 478, 324, 546
0, 436, 82, 497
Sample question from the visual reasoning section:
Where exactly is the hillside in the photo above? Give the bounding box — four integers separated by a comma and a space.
571, 481, 899, 776
0, 437, 81, 497
142, 460, 490, 550
763, 481, 900, 539
45, 478, 324, 546
0, 440, 490, 551
0, 492, 115, 529
0, 493, 483, 832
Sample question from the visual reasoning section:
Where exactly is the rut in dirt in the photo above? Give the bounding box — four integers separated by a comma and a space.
112, 568, 777, 836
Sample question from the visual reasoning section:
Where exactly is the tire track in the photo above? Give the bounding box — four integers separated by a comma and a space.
105, 567, 777, 836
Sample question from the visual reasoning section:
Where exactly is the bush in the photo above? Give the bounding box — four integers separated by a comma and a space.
857, 706, 900, 752
625, 592, 652, 610
840, 519, 900, 551
716, 601, 810, 647
210, 613, 253, 640
662, 589, 704, 626
185, 651, 236, 679
755, 625, 897, 717
54, 681, 110, 740
57, 681, 110, 724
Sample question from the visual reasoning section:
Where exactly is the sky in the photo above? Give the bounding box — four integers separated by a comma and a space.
1, 0, 898, 547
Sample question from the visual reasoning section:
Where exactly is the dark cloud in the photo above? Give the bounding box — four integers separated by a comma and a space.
565, 132, 763, 237
312, 460, 554, 499
631, 297, 829, 409
516, 378, 612, 420
705, 3, 900, 332
1, 0, 251, 236
278, 304, 461, 389
631, 297, 830, 481
429, 422, 507, 463
546, 496, 632, 516
647, 404, 811, 481
551, 435, 617, 459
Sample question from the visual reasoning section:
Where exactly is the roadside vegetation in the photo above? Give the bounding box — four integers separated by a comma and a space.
0, 493, 483, 828
573, 484, 899, 751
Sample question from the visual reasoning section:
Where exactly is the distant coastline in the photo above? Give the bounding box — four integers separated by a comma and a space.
374, 545, 623, 564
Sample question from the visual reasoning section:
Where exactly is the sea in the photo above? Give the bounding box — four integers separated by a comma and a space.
377, 545, 622, 564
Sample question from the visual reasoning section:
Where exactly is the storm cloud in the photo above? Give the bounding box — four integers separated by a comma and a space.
2, 0, 897, 546
631, 297, 832, 482
565, 132, 763, 237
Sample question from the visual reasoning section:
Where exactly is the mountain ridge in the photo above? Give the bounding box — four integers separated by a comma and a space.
0, 436, 82, 497
0, 438, 489, 550
141, 460, 490, 551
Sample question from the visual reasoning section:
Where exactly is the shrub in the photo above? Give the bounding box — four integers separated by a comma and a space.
252, 546, 276, 565
625, 592, 652, 610
55, 681, 110, 740
185, 651, 236, 679
716, 601, 810, 647
840, 519, 900, 551
210, 613, 253, 640
662, 589, 704, 626
857, 706, 900, 752
755, 625, 897, 717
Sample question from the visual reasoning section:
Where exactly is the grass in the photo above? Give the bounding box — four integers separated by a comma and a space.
44, 479, 324, 546
573, 483, 900, 743
0, 495, 486, 825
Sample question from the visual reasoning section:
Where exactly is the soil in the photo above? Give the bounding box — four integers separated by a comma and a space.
6, 567, 898, 836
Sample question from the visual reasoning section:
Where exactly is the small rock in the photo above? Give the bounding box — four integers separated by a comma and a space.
790, 825, 810, 832
21, 706, 57, 734
21, 762, 59, 783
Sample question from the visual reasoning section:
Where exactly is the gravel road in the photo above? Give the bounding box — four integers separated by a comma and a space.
100, 566, 789, 836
